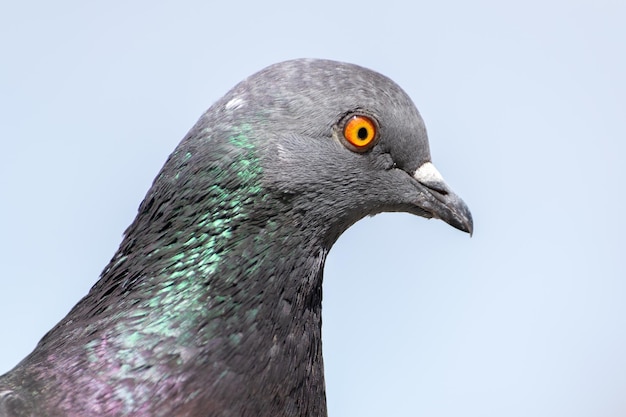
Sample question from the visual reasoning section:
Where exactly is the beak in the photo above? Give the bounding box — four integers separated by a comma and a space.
413, 162, 473, 235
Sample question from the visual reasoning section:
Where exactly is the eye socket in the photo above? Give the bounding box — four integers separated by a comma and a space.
341, 114, 379, 152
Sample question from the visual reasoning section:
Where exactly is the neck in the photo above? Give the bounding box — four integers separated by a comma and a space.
15, 128, 339, 416
23, 195, 331, 417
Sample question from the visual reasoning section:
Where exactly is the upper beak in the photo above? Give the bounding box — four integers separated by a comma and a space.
413, 162, 473, 235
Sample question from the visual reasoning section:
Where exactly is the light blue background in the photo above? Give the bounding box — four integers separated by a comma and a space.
1, 1, 624, 416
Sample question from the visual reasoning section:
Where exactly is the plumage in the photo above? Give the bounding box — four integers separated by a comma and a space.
0, 59, 472, 417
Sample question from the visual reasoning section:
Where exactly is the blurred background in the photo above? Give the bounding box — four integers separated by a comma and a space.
1, 1, 624, 416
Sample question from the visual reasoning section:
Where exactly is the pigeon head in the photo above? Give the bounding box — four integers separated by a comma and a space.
191, 59, 472, 248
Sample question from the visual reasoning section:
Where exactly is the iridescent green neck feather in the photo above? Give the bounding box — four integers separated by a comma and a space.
12, 124, 327, 416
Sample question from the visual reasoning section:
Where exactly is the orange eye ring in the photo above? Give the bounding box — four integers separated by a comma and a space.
342, 115, 379, 152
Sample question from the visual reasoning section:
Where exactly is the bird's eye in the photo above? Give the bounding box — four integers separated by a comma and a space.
341, 115, 379, 152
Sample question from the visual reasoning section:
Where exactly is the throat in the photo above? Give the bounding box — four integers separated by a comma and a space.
168, 233, 329, 415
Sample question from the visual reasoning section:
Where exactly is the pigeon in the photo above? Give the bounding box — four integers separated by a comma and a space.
0, 59, 472, 417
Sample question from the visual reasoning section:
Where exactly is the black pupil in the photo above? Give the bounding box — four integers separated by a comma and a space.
357, 127, 369, 140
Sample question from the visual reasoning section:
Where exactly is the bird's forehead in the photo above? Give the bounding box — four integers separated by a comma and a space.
242, 59, 414, 113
